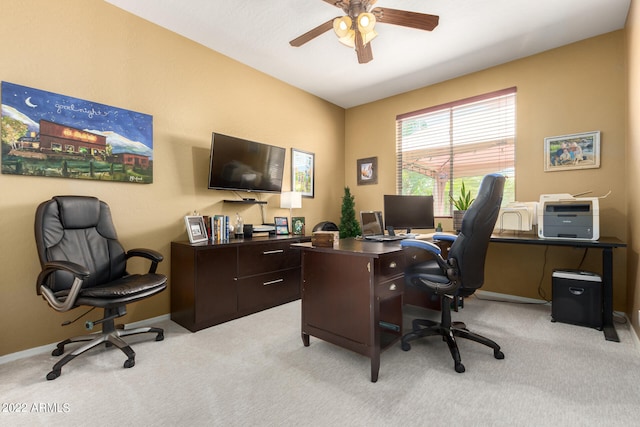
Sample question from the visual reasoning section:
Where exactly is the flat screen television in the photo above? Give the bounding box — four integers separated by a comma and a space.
208, 132, 285, 193
383, 195, 435, 233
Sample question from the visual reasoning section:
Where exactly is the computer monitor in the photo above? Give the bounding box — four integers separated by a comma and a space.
383, 195, 435, 234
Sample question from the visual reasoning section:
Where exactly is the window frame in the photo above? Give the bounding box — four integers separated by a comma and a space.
395, 87, 516, 217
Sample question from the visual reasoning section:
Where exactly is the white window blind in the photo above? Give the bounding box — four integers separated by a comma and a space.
396, 87, 516, 216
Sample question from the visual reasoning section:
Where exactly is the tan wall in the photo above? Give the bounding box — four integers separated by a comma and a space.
345, 31, 628, 309
1, 0, 634, 357
626, 0, 640, 334
0, 0, 345, 356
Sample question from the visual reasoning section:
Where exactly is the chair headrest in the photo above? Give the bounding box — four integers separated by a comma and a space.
54, 196, 101, 229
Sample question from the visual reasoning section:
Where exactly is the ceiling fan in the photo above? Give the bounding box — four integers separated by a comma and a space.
289, 0, 439, 64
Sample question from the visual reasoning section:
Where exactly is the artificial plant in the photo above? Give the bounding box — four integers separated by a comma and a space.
339, 186, 361, 238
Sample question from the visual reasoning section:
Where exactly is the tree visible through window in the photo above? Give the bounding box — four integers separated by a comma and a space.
395, 87, 516, 216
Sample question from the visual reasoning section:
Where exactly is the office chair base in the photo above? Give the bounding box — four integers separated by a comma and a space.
46, 322, 164, 380
401, 317, 504, 373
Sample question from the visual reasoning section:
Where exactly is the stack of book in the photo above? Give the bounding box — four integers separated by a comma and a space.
211, 215, 230, 242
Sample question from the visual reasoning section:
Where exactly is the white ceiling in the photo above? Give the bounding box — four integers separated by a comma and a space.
104, 0, 630, 109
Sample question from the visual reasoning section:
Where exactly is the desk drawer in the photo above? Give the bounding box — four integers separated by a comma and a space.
376, 253, 406, 283
238, 241, 301, 277
375, 278, 404, 300
237, 268, 300, 311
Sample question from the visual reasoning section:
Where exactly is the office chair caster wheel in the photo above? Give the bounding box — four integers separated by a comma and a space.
46, 370, 61, 380
494, 350, 505, 360
51, 348, 64, 357
455, 363, 466, 373
124, 358, 135, 369
155, 332, 164, 341
401, 341, 411, 351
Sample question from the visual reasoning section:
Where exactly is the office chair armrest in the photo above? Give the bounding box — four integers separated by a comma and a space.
433, 233, 457, 242
401, 238, 442, 255
126, 248, 164, 273
36, 260, 90, 312
401, 238, 453, 273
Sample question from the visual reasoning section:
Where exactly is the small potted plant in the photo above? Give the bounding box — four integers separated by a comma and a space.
339, 186, 361, 238
451, 181, 474, 232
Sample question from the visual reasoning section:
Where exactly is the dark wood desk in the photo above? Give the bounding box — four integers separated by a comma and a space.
490, 234, 626, 342
294, 238, 414, 382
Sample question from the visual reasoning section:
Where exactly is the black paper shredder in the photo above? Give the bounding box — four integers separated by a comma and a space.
551, 270, 602, 329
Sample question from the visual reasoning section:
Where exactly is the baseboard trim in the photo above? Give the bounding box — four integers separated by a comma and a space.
0, 314, 171, 365
627, 314, 640, 352
475, 290, 549, 305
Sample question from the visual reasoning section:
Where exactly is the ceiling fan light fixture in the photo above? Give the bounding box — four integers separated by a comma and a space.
357, 13, 376, 34
333, 16, 355, 48
357, 12, 377, 45
337, 32, 356, 48
333, 16, 352, 38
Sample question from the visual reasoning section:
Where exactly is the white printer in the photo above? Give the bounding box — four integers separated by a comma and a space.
537, 193, 599, 241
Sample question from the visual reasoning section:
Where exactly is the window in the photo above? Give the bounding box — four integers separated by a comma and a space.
395, 87, 516, 216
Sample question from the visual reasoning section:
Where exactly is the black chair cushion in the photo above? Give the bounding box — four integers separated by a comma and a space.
53, 273, 166, 308
404, 259, 450, 290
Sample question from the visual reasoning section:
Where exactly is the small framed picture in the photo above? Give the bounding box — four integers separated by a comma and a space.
544, 131, 601, 172
357, 157, 378, 185
291, 148, 315, 198
274, 216, 289, 235
184, 215, 208, 244
292, 217, 305, 235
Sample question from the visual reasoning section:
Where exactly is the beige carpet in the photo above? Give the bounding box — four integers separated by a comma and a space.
1, 297, 640, 426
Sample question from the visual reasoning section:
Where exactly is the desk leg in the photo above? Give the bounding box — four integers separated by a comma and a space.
602, 247, 619, 342
371, 297, 380, 383
371, 356, 379, 383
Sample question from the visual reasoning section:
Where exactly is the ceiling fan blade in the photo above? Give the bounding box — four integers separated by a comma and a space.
322, 0, 349, 9
372, 7, 439, 31
289, 18, 337, 47
355, 31, 373, 64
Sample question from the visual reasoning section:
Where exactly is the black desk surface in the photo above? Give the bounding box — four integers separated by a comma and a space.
294, 238, 403, 257
490, 234, 626, 248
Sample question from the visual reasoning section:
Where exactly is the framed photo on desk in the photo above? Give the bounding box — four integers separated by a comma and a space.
184, 215, 208, 244
275, 216, 289, 235
292, 217, 305, 235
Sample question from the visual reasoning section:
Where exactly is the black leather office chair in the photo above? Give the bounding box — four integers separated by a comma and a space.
34, 196, 167, 380
400, 173, 505, 373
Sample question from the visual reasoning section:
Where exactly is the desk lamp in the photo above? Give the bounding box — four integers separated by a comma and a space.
280, 191, 302, 233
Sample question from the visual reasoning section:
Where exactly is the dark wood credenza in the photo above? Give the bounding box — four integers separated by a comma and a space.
171, 235, 310, 332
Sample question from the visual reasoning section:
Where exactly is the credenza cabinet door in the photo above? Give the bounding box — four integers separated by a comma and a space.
194, 247, 237, 324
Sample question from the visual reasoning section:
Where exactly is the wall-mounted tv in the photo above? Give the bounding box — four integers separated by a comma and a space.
208, 132, 285, 193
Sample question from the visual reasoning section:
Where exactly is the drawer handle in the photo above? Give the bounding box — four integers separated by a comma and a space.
263, 278, 284, 286
389, 261, 397, 269
389, 283, 397, 291
263, 249, 284, 255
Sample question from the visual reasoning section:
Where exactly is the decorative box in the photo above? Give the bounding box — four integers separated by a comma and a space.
312, 231, 339, 248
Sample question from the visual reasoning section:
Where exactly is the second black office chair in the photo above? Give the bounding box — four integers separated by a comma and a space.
34, 196, 167, 380
400, 173, 505, 373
